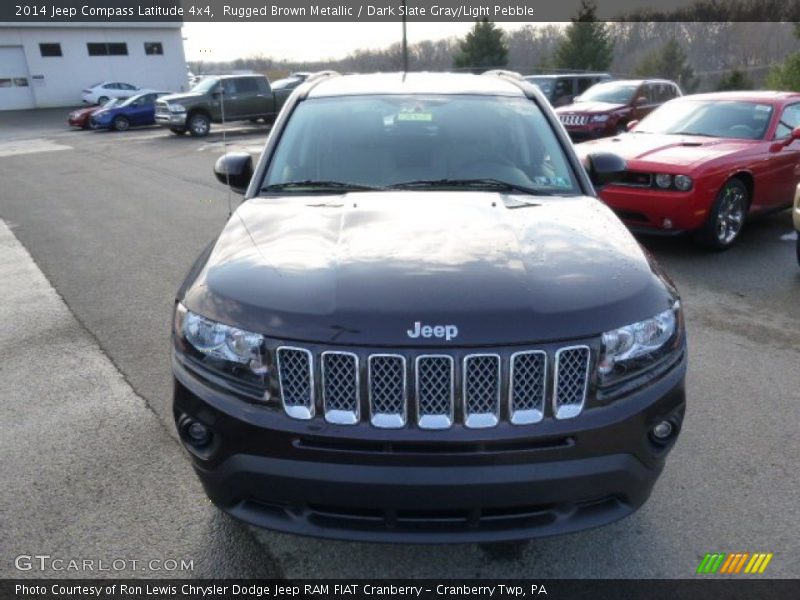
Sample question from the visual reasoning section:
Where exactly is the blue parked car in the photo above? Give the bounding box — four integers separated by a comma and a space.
91, 91, 172, 131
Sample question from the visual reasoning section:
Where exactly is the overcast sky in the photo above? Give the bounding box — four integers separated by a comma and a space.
182, 22, 533, 63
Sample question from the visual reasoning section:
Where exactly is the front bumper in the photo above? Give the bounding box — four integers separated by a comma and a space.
563, 124, 613, 142
156, 113, 187, 127
172, 347, 687, 543
599, 185, 707, 233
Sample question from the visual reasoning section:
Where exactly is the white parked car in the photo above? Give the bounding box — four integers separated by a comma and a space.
80, 81, 140, 105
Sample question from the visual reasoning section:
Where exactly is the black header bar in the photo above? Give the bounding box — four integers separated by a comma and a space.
3, 0, 800, 22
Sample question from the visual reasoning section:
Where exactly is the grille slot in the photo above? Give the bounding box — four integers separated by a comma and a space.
510, 351, 547, 425
321, 351, 359, 425
368, 354, 407, 428
276, 347, 314, 420
415, 355, 454, 429
553, 346, 591, 419
559, 114, 588, 126
463, 354, 501, 428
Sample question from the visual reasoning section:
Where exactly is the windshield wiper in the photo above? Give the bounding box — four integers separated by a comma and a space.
671, 131, 713, 137
387, 178, 553, 196
261, 180, 382, 193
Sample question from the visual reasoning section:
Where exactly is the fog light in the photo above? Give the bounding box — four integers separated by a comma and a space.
181, 418, 212, 448
662, 218, 673, 229
652, 420, 673, 440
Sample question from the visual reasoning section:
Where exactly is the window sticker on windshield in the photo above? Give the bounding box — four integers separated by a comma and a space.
755, 104, 771, 112
532, 176, 571, 188
397, 112, 433, 122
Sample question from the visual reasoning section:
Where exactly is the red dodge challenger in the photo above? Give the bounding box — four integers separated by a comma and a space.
576, 91, 800, 249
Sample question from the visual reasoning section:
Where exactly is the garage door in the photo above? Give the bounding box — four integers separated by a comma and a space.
0, 46, 35, 110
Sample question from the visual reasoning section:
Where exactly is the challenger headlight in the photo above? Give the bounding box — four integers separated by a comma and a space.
590, 114, 610, 123
168, 103, 186, 113
655, 173, 673, 189
174, 303, 267, 389
598, 301, 682, 386
674, 174, 693, 191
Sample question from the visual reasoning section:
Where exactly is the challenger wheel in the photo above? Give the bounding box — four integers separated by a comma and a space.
97, 96, 109, 104
188, 113, 211, 137
112, 115, 130, 132
695, 178, 749, 250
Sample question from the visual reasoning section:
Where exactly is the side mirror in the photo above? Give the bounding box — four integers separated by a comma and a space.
214, 152, 253, 194
626, 120, 639, 131
635, 96, 648, 106
585, 152, 626, 188
786, 126, 800, 146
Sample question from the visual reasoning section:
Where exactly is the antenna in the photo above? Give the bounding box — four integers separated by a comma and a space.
401, 0, 408, 75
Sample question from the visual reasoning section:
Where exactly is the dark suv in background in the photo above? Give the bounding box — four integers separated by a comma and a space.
524, 73, 612, 107
172, 71, 687, 543
556, 79, 682, 140
156, 74, 291, 136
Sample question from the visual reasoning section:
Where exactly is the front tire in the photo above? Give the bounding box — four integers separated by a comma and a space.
694, 178, 749, 250
112, 115, 130, 132
97, 96, 109, 105
188, 113, 211, 137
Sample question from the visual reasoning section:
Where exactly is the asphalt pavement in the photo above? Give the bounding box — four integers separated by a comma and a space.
0, 108, 798, 578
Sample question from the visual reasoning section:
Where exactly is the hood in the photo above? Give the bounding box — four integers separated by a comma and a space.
577, 133, 757, 169
159, 92, 203, 103
182, 192, 674, 346
557, 101, 626, 114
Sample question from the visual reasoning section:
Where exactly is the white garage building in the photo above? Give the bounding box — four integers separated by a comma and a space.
0, 23, 188, 110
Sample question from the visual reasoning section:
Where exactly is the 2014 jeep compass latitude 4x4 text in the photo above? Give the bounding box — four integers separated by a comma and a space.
172, 71, 687, 543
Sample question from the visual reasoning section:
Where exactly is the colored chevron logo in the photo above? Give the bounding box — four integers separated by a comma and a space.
696, 552, 774, 574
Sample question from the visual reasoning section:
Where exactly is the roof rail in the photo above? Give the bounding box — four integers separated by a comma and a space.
306, 70, 341, 83
482, 69, 538, 100
297, 70, 341, 99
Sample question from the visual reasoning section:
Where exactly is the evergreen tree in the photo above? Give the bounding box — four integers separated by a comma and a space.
554, 0, 614, 71
766, 25, 800, 90
716, 69, 753, 91
453, 19, 509, 71
635, 39, 698, 92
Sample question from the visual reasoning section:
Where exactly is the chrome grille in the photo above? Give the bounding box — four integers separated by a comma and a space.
275, 344, 591, 427
463, 354, 500, 428
553, 346, 591, 420
559, 114, 588, 126
416, 355, 454, 430
321, 351, 359, 425
510, 351, 547, 424
368, 354, 407, 428
276, 347, 314, 419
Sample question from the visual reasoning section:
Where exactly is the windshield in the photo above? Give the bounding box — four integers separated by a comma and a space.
190, 77, 219, 93
579, 82, 638, 105
101, 98, 120, 109
119, 94, 143, 107
635, 99, 773, 140
263, 94, 579, 195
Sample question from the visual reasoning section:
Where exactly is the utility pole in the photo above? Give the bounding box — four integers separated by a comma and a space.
402, 0, 408, 73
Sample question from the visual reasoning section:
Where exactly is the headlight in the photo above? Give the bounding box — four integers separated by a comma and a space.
590, 114, 610, 123
168, 103, 186, 113
674, 174, 693, 191
174, 303, 267, 390
655, 173, 673, 189
598, 301, 682, 386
